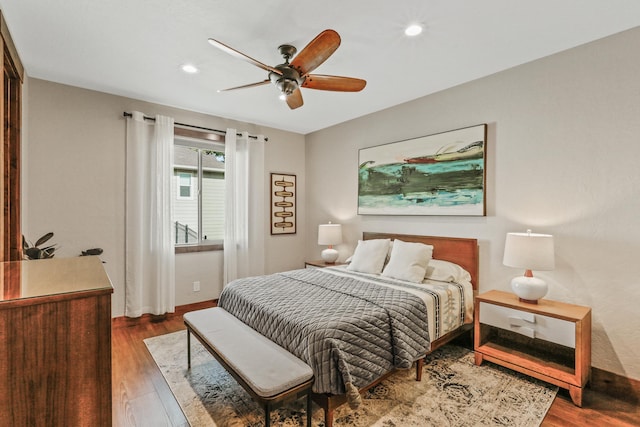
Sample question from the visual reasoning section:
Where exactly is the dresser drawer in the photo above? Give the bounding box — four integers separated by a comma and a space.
479, 302, 575, 347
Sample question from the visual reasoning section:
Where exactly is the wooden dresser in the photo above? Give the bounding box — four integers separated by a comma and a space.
0, 256, 113, 426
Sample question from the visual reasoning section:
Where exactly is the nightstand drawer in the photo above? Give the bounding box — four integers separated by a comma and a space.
479, 302, 575, 347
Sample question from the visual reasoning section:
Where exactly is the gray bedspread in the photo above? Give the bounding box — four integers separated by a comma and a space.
218, 268, 430, 405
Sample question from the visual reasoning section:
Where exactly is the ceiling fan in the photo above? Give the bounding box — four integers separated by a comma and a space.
208, 29, 366, 110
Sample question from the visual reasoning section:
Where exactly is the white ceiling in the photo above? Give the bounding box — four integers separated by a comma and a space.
2, 0, 640, 135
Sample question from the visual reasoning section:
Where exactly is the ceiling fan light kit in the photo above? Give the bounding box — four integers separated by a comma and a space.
269, 46, 302, 96
208, 29, 366, 109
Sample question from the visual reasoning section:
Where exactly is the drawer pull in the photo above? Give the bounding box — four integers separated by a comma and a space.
508, 316, 535, 327
515, 326, 536, 339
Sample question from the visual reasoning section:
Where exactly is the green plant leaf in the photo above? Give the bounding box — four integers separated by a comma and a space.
34, 232, 54, 247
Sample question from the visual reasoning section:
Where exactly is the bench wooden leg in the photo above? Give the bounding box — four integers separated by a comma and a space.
187, 329, 191, 369
416, 357, 424, 381
306, 392, 312, 427
265, 402, 271, 427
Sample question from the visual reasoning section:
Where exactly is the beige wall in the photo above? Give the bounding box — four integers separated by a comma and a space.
305, 27, 640, 380
22, 25, 640, 381
23, 78, 306, 317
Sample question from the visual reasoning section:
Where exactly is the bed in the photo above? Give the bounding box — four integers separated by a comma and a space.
218, 232, 478, 426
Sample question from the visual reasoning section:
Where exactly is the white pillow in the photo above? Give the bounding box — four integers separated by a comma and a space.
346, 239, 391, 274
424, 259, 472, 283
382, 240, 434, 283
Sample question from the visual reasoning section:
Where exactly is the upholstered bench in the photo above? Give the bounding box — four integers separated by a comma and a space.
183, 307, 314, 427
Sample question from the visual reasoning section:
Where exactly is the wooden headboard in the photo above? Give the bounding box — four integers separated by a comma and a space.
363, 232, 479, 290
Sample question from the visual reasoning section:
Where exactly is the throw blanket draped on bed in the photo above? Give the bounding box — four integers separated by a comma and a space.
218, 268, 430, 408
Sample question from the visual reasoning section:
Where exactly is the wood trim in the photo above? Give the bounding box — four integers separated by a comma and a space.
4, 66, 21, 261
0, 35, 4, 263
0, 11, 22, 262
112, 299, 217, 328
175, 243, 223, 254
174, 126, 224, 143
0, 12, 23, 82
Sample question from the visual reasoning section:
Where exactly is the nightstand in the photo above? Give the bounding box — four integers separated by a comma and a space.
304, 260, 345, 269
474, 290, 591, 406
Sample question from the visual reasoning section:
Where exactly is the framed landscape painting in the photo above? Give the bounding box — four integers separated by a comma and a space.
358, 124, 487, 216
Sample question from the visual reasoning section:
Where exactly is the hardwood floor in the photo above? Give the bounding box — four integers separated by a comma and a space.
113, 304, 640, 426
112, 305, 204, 426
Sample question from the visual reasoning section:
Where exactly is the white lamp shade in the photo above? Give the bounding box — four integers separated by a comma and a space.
503, 231, 555, 271
318, 223, 342, 246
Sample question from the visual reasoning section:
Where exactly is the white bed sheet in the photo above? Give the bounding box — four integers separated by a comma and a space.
320, 264, 473, 342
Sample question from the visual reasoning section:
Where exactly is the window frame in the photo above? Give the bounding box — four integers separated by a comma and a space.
173, 127, 225, 252
177, 171, 194, 200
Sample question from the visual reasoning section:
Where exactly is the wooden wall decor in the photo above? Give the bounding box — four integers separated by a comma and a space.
270, 173, 296, 235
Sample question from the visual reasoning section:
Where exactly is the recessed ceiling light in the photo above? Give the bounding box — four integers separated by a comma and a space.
405, 24, 423, 37
181, 64, 199, 74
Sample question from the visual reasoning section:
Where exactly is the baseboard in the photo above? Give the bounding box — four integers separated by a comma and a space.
112, 299, 217, 329
591, 366, 640, 404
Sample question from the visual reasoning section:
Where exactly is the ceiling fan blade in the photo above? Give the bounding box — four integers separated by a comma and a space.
219, 80, 271, 92
302, 75, 367, 92
290, 29, 340, 76
286, 88, 304, 110
208, 38, 283, 75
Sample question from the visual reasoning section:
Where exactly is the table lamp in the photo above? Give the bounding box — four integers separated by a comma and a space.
318, 222, 342, 264
503, 229, 555, 304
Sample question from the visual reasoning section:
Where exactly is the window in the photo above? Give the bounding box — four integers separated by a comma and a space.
173, 138, 225, 246
177, 172, 193, 199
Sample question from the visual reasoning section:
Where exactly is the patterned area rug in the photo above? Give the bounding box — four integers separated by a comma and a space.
144, 330, 557, 426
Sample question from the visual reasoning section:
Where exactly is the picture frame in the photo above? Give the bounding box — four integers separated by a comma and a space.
358, 124, 487, 216
270, 173, 296, 234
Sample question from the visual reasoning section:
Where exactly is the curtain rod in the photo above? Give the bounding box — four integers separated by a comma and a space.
122, 112, 268, 141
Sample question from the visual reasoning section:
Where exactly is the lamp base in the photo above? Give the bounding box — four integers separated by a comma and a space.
511, 275, 548, 303
321, 248, 339, 264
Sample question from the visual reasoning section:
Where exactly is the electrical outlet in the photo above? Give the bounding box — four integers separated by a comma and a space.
193, 281, 200, 292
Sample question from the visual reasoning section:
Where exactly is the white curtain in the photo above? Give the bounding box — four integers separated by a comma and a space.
224, 129, 265, 284
125, 111, 175, 317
